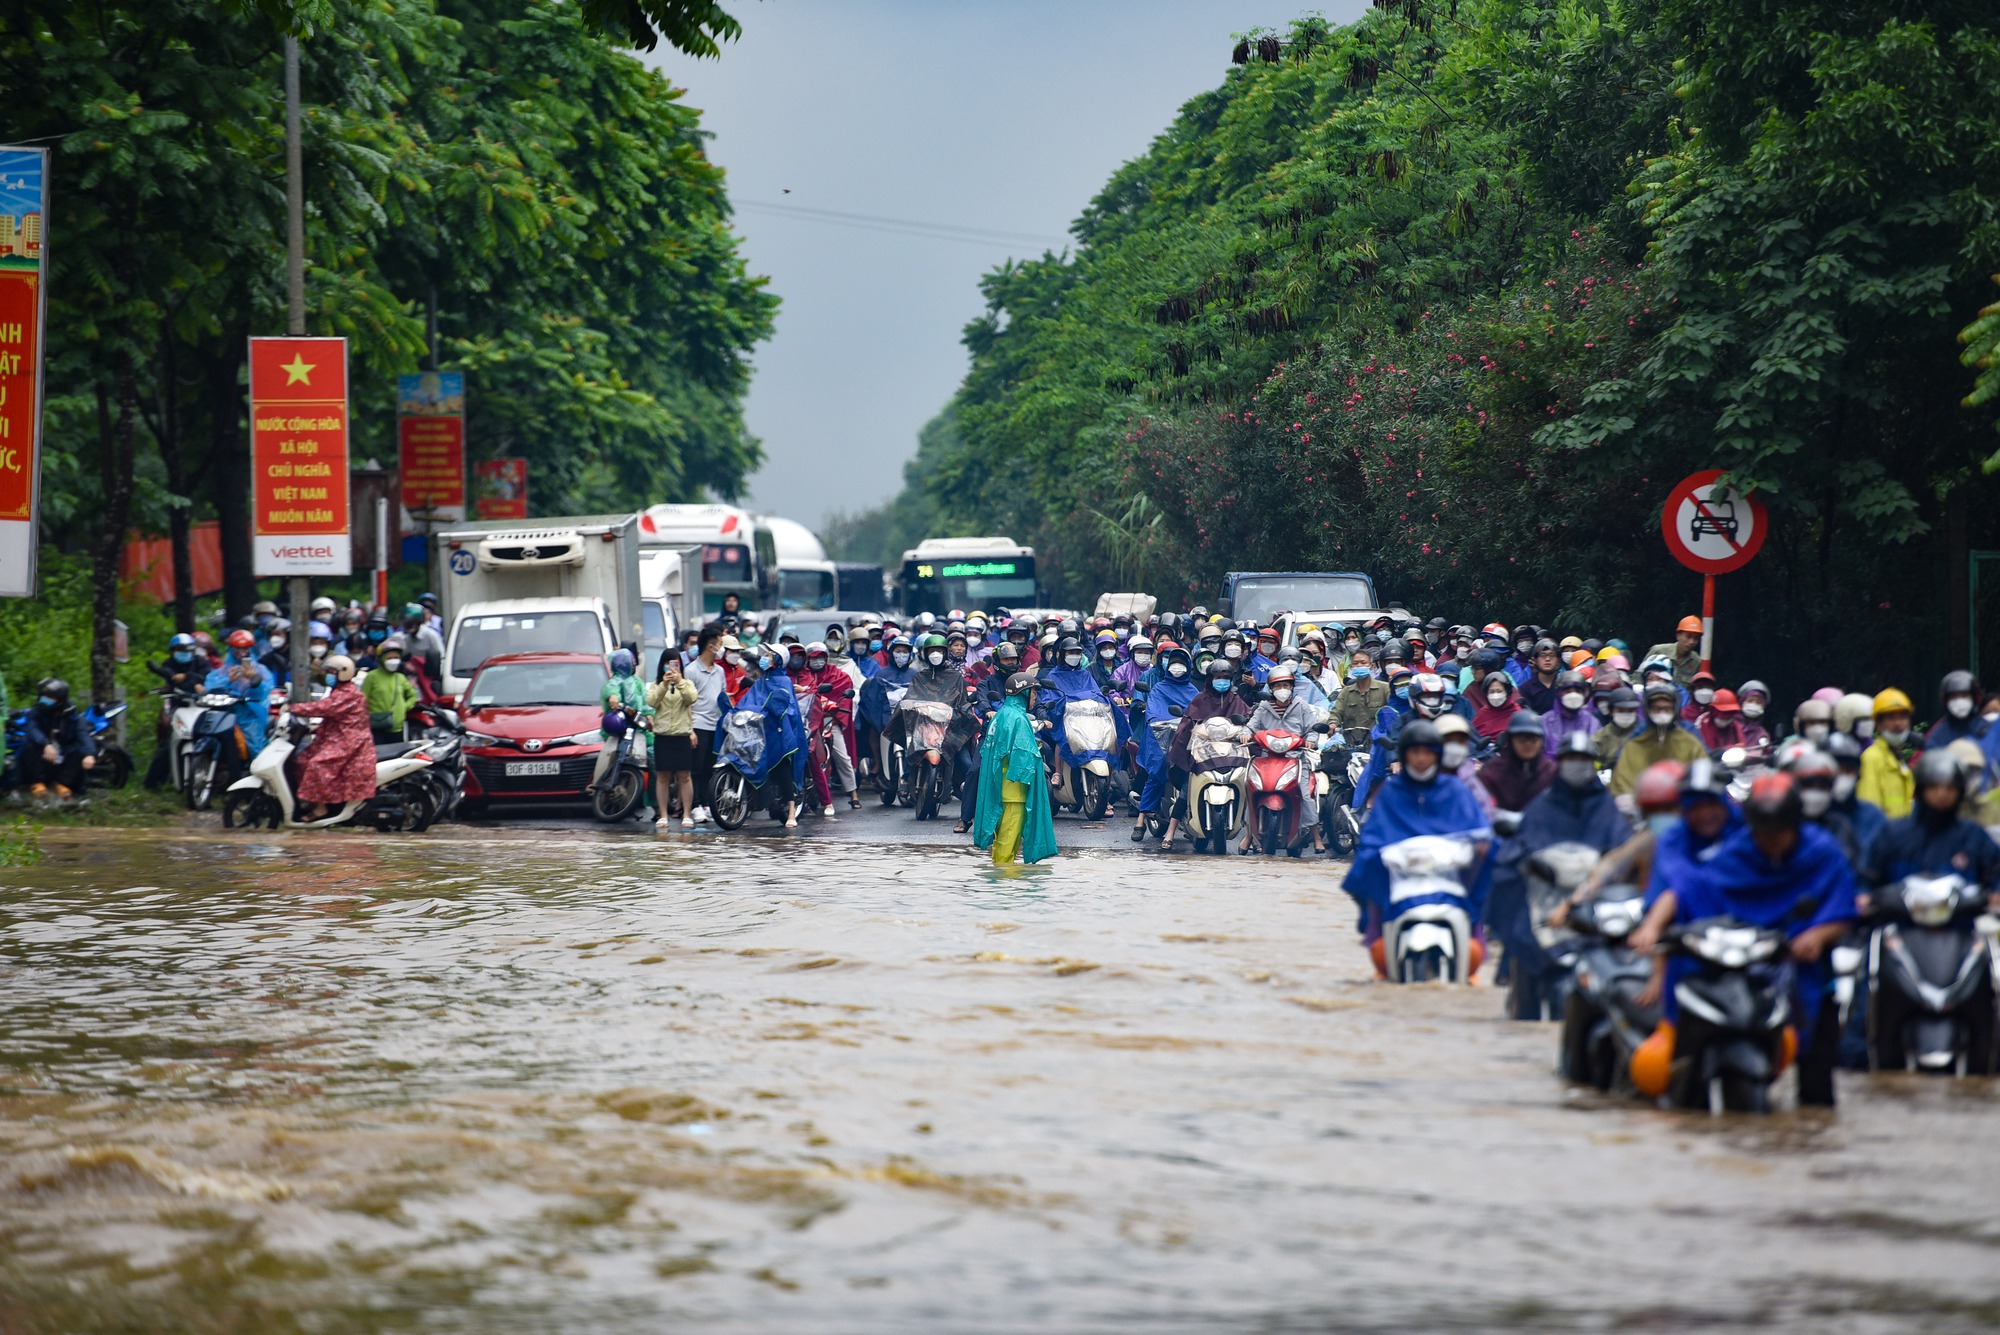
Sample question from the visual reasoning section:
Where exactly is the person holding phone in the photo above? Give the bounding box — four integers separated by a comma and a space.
647, 652, 699, 830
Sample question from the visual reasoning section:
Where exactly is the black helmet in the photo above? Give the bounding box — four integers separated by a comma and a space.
1057, 617, 1081, 639
1397, 719, 1443, 761
1277, 646, 1303, 664
1555, 669, 1587, 690
1056, 636, 1083, 657
1941, 669, 1978, 698
1510, 624, 1535, 647
1157, 611, 1181, 636
994, 642, 1021, 667
1913, 749, 1965, 796
1680, 756, 1730, 801
1504, 709, 1543, 738
1379, 640, 1409, 665
1005, 671, 1036, 697
1188, 605, 1209, 621
1425, 616, 1449, 632
36, 677, 69, 706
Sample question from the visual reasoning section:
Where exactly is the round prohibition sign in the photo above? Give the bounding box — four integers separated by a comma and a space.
1661, 469, 1767, 574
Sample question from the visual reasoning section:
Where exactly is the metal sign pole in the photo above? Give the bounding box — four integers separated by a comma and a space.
1700, 574, 1715, 672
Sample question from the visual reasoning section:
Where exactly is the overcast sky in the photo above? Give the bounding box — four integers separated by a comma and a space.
651, 0, 1364, 536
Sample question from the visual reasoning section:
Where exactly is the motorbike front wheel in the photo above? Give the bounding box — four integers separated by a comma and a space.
186, 754, 219, 812
1081, 770, 1108, 821
1261, 807, 1285, 857
710, 769, 749, 830
97, 744, 133, 790
593, 766, 647, 823
912, 763, 936, 821
221, 790, 280, 830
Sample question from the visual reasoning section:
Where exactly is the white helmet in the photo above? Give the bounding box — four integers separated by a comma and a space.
322, 654, 357, 683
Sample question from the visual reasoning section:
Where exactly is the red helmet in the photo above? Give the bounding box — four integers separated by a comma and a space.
226, 629, 256, 651
1635, 760, 1687, 813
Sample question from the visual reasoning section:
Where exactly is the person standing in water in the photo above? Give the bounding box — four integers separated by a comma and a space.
974, 672, 1057, 866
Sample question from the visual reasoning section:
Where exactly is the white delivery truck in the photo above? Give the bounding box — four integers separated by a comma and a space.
761, 514, 838, 613
639, 544, 701, 667
433, 514, 644, 697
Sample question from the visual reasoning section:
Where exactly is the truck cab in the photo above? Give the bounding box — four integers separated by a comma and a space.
1217, 571, 1412, 643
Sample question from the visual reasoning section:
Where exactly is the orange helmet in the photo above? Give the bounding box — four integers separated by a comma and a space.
1635, 759, 1687, 812
1676, 615, 1702, 635
226, 629, 256, 651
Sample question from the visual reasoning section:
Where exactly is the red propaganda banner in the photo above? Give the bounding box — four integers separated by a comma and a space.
474, 457, 527, 520
0, 146, 49, 597
250, 335, 351, 576
398, 371, 464, 516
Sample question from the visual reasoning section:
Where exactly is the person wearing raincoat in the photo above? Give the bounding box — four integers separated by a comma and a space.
975, 673, 1057, 865
737, 645, 808, 827
1039, 636, 1124, 787
288, 655, 377, 821
1132, 644, 1199, 845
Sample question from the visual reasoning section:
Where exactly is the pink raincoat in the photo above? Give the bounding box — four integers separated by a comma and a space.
289, 682, 378, 805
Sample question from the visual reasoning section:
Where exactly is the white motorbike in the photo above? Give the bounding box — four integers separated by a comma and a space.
1182, 716, 1250, 855
221, 710, 447, 832
1380, 833, 1480, 983
1048, 697, 1119, 819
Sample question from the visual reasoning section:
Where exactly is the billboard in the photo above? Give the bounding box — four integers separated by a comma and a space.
250, 336, 351, 576
0, 146, 48, 597
398, 370, 464, 520
474, 457, 527, 520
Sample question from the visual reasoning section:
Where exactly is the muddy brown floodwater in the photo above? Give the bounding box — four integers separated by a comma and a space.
1, 816, 1998, 1333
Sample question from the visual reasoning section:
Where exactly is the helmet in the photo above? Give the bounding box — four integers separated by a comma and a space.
1567, 650, 1594, 670
1504, 709, 1544, 738
1277, 645, 1302, 665
1781, 745, 1836, 781
1385, 662, 1414, 687
252, 599, 279, 618
1532, 637, 1558, 656
1426, 616, 1450, 632
1676, 615, 1702, 635
226, 629, 256, 651
1554, 731, 1595, 761
266, 617, 291, 634
168, 632, 196, 652
1510, 624, 1535, 647
379, 636, 407, 655
1742, 771, 1802, 829
1006, 672, 1035, 697
1709, 689, 1739, 713
1267, 662, 1299, 686
1256, 624, 1281, 645
1129, 635, 1154, 656
1832, 693, 1874, 733
1411, 672, 1446, 717
1638, 655, 1674, 679
1197, 622, 1223, 646
888, 634, 913, 654
1397, 718, 1443, 761
1093, 629, 1117, 648
919, 633, 948, 650
36, 678, 69, 706
947, 628, 969, 647
1680, 756, 1730, 801
1944, 739, 1988, 789
1641, 680, 1679, 706
1056, 635, 1082, 657
1824, 732, 1864, 767
323, 654, 357, 683
1378, 640, 1409, 665
611, 648, 636, 675
1605, 685, 1639, 711
1481, 622, 1508, 640
1635, 760, 1687, 812
805, 639, 828, 659
192, 631, 214, 650
1555, 669, 1586, 691
1480, 671, 1514, 699
1737, 679, 1770, 702
1434, 712, 1473, 742
309, 596, 337, 617
1057, 617, 1080, 638
1912, 749, 1965, 796
1941, 669, 1977, 699
602, 710, 629, 737
1871, 687, 1913, 718
1794, 698, 1833, 728
994, 642, 1022, 667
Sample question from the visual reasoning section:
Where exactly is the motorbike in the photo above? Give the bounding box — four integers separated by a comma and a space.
1246, 725, 1323, 857
872, 684, 909, 806
1556, 887, 1658, 1092
1510, 841, 1604, 1021
1314, 736, 1362, 856
1141, 714, 1185, 841
180, 692, 250, 811
1379, 833, 1480, 983
899, 698, 956, 822
1663, 916, 1792, 1114
403, 702, 467, 824
1865, 874, 1998, 1076
220, 711, 445, 832
1182, 715, 1251, 855
592, 719, 652, 823
1042, 688, 1119, 820
710, 707, 785, 830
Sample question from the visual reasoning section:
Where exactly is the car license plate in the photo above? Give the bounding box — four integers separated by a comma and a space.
505, 760, 561, 777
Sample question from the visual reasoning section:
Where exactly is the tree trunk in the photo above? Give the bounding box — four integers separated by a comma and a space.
158, 328, 195, 632
209, 329, 256, 621
90, 352, 139, 705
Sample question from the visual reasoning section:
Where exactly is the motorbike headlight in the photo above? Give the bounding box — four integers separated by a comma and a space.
568, 730, 604, 747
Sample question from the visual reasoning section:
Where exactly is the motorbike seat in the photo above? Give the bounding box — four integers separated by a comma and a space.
375, 741, 421, 762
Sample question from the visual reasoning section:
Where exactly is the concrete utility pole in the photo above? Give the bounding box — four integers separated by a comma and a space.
284, 35, 312, 694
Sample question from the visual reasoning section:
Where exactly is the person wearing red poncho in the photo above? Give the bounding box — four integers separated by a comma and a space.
289, 655, 378, 821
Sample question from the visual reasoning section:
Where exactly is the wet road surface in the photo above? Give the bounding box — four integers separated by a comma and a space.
1, 803, 1998, 1332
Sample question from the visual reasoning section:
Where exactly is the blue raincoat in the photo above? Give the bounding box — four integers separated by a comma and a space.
1350, 694, 1413, 811
1488, 778, 1630, 973
1345, 771, 1493, 920
204, 659, 273, 753
857, 658, 915, 731
737, 665, 807, 787
1039, 663, 1120, 768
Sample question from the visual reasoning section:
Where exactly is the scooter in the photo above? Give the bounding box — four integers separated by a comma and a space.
180, 692, 249, 811
710, 707, 793, 830
1556, 887, 1658, 1091
1042, 688, 1119, 820
1663, 916, 1791, 1114
899, 698, 956, 821
872, 685, 909, 806
1246, 725, 1319, 857
592, 718, 652, 823
1866, 874, 1998, 1076
1379, 833, 1479, 983
1182, 715, 1250, 856
1509, 841, 1603, 1021
1141, 714, 1185, 841
220, 711, 444, 832
1316, 736, 1361, 856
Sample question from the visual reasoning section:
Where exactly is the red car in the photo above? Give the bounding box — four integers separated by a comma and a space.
454, 652, 609, 809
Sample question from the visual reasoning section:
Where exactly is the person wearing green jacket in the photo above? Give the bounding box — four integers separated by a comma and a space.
588, 648, 650, 796
973, 672, 1057, 866
361, 638, 420, 741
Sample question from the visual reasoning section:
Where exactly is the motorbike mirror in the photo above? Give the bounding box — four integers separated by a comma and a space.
1168, 706, 1185, 717
434, 694, 457, 709
1310, 721, 1331, 733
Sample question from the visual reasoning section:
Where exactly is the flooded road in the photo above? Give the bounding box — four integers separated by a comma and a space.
2, 810, 1998, 1333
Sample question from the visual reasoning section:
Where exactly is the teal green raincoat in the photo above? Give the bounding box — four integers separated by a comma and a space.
973, 693, 1057, 864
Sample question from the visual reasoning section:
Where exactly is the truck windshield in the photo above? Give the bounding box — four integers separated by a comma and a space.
901, 555, 1036, 616
702, 543, 752, 585
451, 611, 604, 678
1231, 576, 1373, 624
465, 661, 607, 708
778, 569, 835, 610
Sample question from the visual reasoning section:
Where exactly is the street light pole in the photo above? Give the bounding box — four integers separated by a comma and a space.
284, 34, 312, 694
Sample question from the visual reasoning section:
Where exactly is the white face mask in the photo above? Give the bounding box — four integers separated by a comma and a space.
1612, 709, 1638, 729
1441, 741, 1469, 769
1560, 691, 1585, 711
1833, 773, 1858, 801
1271, 687, 1294, 705
1558, 758, 1597, 789
1799, 788, 1832, 818
726, 650, 744, 666
1344, 638, 1361, 652
269, 635, 287, 650
1853, 719, 1875, 741
1133, 651, 1153, 667
380, 657, 401, 673
1879, 726, 1910, 747
1062, 652, 1083, 668
927, 651, 947, 667
1693, 688, 1714, 705
1405, 759, 1439, 782
1948, 696, 1974, 719
1223, 643, 1244, 659
1742, 702, 1765, 720
1487, 688, 1509, 707
1647, 709, 1676, 728
1166, 662, 1188, 679
1802, 722, 1830, 744
310, 643, 328, 659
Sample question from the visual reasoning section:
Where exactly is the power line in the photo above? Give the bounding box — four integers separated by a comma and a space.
736, 200, 1067, 250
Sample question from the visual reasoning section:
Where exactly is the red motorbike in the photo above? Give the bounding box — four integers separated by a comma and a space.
1247, 726, 1315, 858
